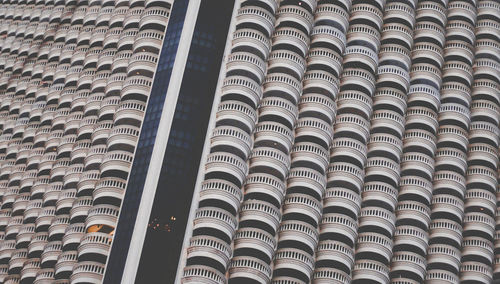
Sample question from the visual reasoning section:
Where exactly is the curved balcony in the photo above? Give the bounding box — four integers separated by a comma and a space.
278, 220, 318, 254
327, 162, 364, 194
98, 96, 121, 120
468, 121, 499, 147
352, 259, 389, 284
12, 193, 30, 215
84, 145, 108, 168
259, 96, 298, 129
193, 207, 237, 243
271, 26, 309, 58
106, 125, 140, 152
78, 232, 112, 262
273, 248, 314, 283
210, 129, 250, 165
54, 188, 76, 214
93, 177, 127, 206
431, 194, 464, 223
393, 225, 428, 256
226, 52, 266, 84
182, 264, 225, 284
340, 68, 376, 96
433, 170, 466, 198
0, 238, 15, 261
216, 100, 257, 135
429, 219, 462, 248
114, 100, 146, 127
48, 214, 70, 240
288, 167, 326, 201
381, 23, 413, 51
319, 213, 358, 247
55, 251, 77, 279
459, 261, 493, 284
40, 241, 62, 267
229, 256, 272, 283
121, 76, 153, 102
231, 29, 271, 60
282, 193, 322, 226
303, 70, 339, 99
427, 243, 461, 273
334, 114, 370, 143
362, 182, 398, 212
188, 235, 231, 271
356, 232, 393, 265
436, 125, 468, 152
276, 5, 313, 33
350, 3, 383, 30
434, 147, 467, 175
295, 118, 332, 149
132, 30, 164, 54
5, 215, 23, 239
62, 223, 85, 250
368, 133, 403, 163
337, 92, 371, 123
298, 92, 336, 124
244, 173, 285, 208
76, 170, 100, 197
100, 150, 134, 178
365, 157, 400, 188
253, 121, 294, 153
439, 102, 470, 131
390, 251, 426, 282
263, 73, 302, 104
461, 236, 494, 266
316, 239, 354, 271
205, 152, 247, 188
312, 267, 351, 284
221, 75, 262, 109
34, 268, 55, 284
466, 165, 497, 194
85, 204, 120, 229
239, 199, 281, 235
462, 212, 495, 239
306, 46, 342, 81
324, 186, 361, 218
16, 223, 35, 248
200, 179, 243, 215
69, 261, 105, 284
236, 6, 275, 38
396, 200, 431, 230
331, 137, 367, 168
377, 65, 410, 93
406, 107, 438, 136
63, 164, 85, 188
267, 50, 305, 81
20, 259, 40, 283
8, 248, 27, 274
23, 199, 43, 224
464, 188, 496, 216
358, 207, 395, 237
290, 142, 329, 173
35, 206, 56, 231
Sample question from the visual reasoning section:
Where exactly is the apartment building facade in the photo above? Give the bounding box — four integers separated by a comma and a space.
0, 0, 498, 284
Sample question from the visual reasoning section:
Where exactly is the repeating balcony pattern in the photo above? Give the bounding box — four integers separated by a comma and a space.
182, 0, 278, 282
183, 0, 500, 284
457, 0, 499, 283
0, 0, 171, 283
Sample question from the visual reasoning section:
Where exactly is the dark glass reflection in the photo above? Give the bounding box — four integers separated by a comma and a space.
135, 1, 235, 283
103, 1, 189, 283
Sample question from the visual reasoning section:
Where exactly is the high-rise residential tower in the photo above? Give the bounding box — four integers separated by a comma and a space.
0, 0, 173, 283
0, 0, 498, 284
